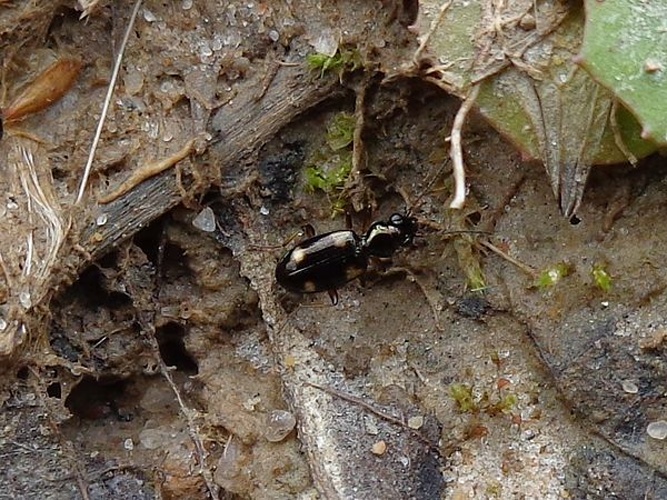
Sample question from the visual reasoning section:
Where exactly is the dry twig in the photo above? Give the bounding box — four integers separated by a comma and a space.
98, 138, 196, 204
449, 84, 479, 209
306, 381, 440, 453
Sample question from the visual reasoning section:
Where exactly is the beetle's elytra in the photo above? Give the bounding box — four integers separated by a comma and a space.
275, 213, 417, 304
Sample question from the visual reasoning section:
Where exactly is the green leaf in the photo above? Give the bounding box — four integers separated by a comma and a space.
304, 166, 329, 192
579, 0, 667, 146
306, 52, 345, 78
592, 264, 612, 293
450, 383, 478, 413
326, 112, 355, 151
414, 1, 656, 216
536, 262, 572, 289
304, 154, 352, 195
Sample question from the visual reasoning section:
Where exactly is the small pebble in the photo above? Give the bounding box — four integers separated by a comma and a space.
647, 420, 667, 440
364, 416, 379, 435
519, 13, 536, 30
19, 291, 31, 309
124, 438, 134, 451
142, 8, 157, 22
371, 440, 387, 456
192, 207, 216, 232
621, 380, 639, 394
312, 31, 338, 56
264, 410, 296, 442
96, 213, 108, 226
200, 42, 213, 58
407, 415, 424, 430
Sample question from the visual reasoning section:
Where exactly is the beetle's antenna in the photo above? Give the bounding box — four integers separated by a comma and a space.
416, 221, 489, 238
394, 164, 447, 216
442, 229, 490, 236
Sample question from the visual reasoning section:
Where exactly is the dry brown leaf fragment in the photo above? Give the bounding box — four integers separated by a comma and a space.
3, 58, 82, 123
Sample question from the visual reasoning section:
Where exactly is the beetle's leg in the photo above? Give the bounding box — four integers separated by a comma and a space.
326, 289, 339, 305
369, 255, 392, 273
301, 224, 316, 238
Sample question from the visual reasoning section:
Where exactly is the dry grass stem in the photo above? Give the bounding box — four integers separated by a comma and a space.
0, 139, 69, 356
76, 0, 143, 205
479, 239, 537, 276
413, 0, 454, 63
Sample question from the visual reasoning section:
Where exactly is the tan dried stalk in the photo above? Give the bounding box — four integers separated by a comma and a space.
0, 138, 69, 357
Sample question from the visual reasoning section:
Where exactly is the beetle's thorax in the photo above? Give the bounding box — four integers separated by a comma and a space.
363, 213, 417, 258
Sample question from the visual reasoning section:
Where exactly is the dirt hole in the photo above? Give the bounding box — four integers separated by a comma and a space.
65, 376, 129, 420
156, 322, 198, 374
47, 382, 62, 399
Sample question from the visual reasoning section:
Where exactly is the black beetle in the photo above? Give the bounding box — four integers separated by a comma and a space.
275, 213, 418, 304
